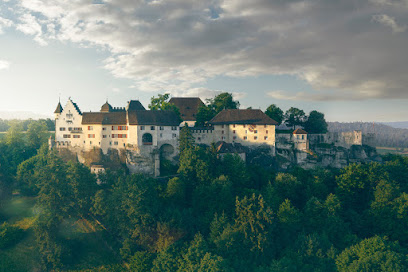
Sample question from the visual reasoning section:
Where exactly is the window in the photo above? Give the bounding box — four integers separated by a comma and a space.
140, 126, 145, 130
254, 130, 258, 134
114, 141, 118, 145
103, 135, 107, 138
233, 124, 236, 128
90, 141, 92, 144
63, 134, 71, 138
160, 133, 163, 138
160, 126, 164, 130
222, 136, 226, 140
244, 136, 247, 140
150, 126, 155, 130
198, 137, 201, 141
142, 133, 153, 145
172, 133, 177, 138
243, 124, 246, 128
171, 126, 178, 130
88, 134, 95, 138
302, 135, 304, 140
73, 135, 80, 138
254, 136, 258, 140
68, 127, 73, 131
264, 136, 268, 140
103, 127, 106, 131
222, 125, 224, 128
233, 136, 237, 140
222, 130, 224, 134
66, 113, 73, 118
264, 125, 267, 128
233, 130, 236, 134
88, 126, 93, 131
266, 130, 268, 134
60, 127, 66, 131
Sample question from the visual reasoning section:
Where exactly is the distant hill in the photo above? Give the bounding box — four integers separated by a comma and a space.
328, 122, 408, 148
0, 111, 51, 120
382, 121, 408, 129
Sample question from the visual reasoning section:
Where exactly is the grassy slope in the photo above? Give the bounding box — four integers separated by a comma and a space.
0, 196, 120, 272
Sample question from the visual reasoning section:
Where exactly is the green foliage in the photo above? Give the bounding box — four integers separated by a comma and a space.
195, 105, 216, 127
284, 107, 306, 129
128, 251, 155, 271
336, 236, 408, 272
0, 222, 24, 249
195, 92, 239, 126
26, 120, 49, 149
179, 233, 231, 272
265, 104, 284, 125
210, 92, 240, 113
149, 93, 182, 123
304, 110, 328, 134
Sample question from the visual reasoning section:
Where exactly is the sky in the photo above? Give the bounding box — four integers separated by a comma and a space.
0, 0, 407, 122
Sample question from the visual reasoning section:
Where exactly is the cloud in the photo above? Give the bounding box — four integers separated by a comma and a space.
0, 16, 13, 34
3, 0, 408, 100
0, 60, 10, 70
15, 13, 47, 45
267, 89, 381, 102
372, 14, 407, 33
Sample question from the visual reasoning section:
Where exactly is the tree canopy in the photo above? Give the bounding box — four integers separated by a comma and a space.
265, 104, 284, 125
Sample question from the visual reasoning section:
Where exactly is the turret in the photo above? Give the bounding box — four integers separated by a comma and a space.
54, 101, 63, 119
100, 101, 113, 112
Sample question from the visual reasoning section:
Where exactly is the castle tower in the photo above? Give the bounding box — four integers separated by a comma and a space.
54, 101, 63, 120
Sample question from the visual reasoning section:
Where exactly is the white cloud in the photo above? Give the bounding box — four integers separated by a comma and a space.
3, 0, 408, 100
372, 14, 407, 33
0, 16, 13, 34
0, 59, 10, 70
15, 13, 47, 45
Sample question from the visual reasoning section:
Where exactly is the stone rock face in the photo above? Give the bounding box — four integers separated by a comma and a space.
126, 149, 156, 176
276, 144, 381, 170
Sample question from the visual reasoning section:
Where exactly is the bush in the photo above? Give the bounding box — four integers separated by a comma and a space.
0, 222, 25, 249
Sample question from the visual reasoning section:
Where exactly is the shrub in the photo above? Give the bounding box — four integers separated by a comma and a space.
0, 222, 25, 249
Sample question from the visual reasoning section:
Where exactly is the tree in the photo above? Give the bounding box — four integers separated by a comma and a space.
149, 93, 182, 123
304, 110, 328, 134
336, 236, 408, 272
195, 93, 240, 126
128, 251, 155, 271
211, 92, 240, 113
284, 107, 306, 129
265, 104, 284, 125
26, 120, 49, 150
178, 233, 230, 272
178, 124, 195, 154
195, 105, 216, 127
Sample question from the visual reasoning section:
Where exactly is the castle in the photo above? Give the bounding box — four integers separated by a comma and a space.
51, 97, 375, 175
51, 98, 278, 176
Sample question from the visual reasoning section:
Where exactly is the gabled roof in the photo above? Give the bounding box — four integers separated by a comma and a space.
210, 109, 278, 125
216, 141, 247, 154
128, 110, 181, 126
169, 97, 204, 121
127, 100, 146, 111
293, 128, 308, 134
71, 100, 82, 115
54, 102, 63, 114
82, 112, 127, 125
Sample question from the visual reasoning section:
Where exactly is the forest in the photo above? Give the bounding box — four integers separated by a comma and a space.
0, 121, 408, 272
